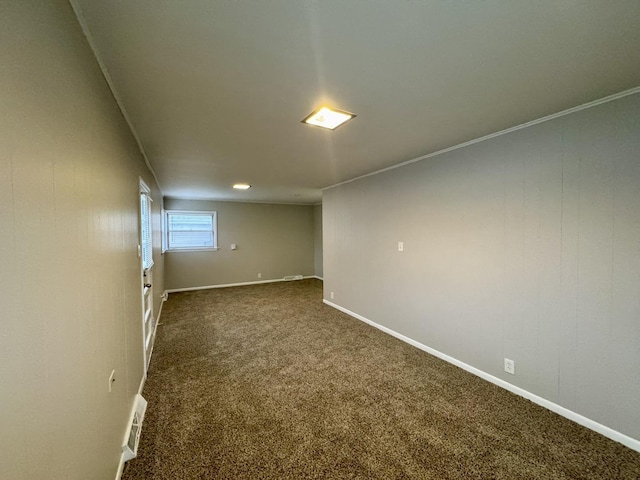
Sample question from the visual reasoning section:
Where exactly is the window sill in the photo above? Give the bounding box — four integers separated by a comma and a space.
166, 247, 219, 253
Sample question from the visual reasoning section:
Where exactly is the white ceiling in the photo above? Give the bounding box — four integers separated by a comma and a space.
70, 1, 640, 204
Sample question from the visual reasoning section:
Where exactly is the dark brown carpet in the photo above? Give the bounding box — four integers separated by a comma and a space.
123, 279, 640, 479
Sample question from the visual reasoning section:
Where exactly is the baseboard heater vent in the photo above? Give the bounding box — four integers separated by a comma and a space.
283, 275, 304, 281
122, 394, 148, 463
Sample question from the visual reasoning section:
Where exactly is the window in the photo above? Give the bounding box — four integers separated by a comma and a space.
165, 210, 217, 251
140, 181, 153, 270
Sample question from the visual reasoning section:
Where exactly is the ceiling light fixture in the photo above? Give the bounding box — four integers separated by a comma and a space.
302, 106, 356, 130
233, 183, 251, 190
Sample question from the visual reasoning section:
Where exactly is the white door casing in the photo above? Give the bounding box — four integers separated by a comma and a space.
139, 179, 155, 372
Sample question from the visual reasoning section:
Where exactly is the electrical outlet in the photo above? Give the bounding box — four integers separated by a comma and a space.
330, 292, 334, 299
504, 358, 515, 375
108, 369, 116, 392
257, 273, 261, 279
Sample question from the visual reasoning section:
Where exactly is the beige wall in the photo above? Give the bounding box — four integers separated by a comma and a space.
0, 1, 164, 479
323, 92, 640, 442
165, 199, 314, 290
314, 204, 323, 278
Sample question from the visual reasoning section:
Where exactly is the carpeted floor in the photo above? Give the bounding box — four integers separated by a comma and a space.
122, 279, 640, 479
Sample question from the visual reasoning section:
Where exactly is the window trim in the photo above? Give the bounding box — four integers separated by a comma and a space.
161, 208, 167, 253
164, 210, 218, 252
140, 179, 154, 270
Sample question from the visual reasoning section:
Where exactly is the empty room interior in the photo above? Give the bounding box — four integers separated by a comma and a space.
2, 1, 640, 479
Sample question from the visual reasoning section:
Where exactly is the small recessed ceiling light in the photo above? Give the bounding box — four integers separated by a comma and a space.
302, 106, 356, 130
233, 183, 251, 190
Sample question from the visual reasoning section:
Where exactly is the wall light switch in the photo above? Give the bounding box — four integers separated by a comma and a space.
398, 241, 404, 252
231, 244, 237, 250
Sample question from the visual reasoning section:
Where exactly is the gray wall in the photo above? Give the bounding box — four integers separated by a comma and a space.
323, 93, 640, 441
165, 199, 315, 290
0, 1, 164, 478
314, 204, 323, 278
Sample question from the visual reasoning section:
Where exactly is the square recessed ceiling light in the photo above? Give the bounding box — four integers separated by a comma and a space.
302, 106, 355, 130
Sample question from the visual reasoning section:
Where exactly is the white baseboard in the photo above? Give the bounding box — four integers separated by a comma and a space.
137, 373, 146, 397
323, 299, 640, 453
166, 276, 317, 294
312, 275, 324, 280
115, 455, 125, 480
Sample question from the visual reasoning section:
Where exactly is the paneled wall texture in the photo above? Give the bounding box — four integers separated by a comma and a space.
324, 93, 640, 442
1, 1, 164, 478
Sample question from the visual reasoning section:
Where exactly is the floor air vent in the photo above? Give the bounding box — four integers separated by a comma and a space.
122, 394, 147, 462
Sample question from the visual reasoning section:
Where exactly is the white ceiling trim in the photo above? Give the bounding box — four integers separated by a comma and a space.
323, 85, 640, 192
162, 196, 316, 207
69, 0, 163, 195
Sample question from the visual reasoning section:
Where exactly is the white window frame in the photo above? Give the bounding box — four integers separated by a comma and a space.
140, 180, 154, 270
164, 210, 218, 252
161, 208, 167, 253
